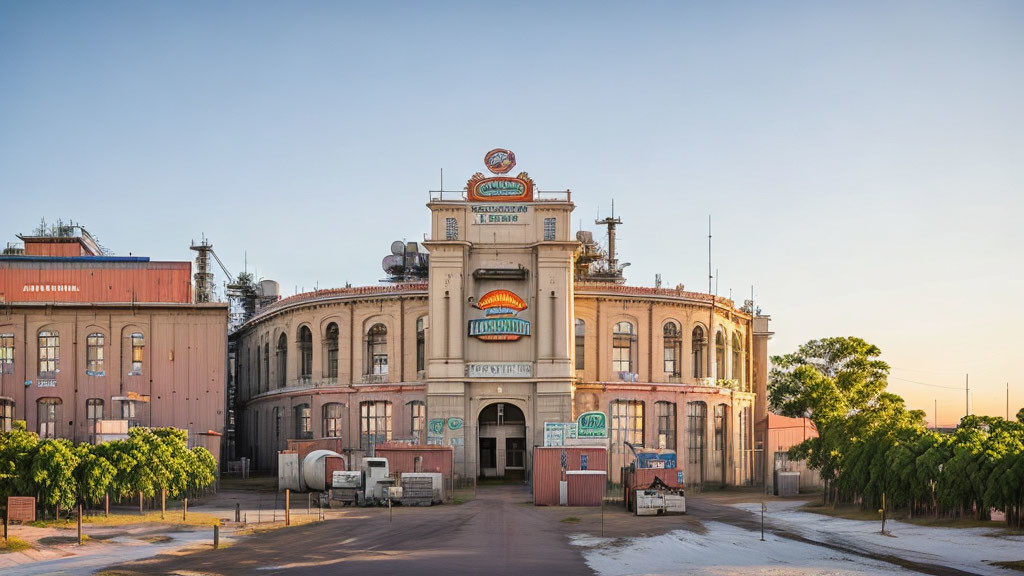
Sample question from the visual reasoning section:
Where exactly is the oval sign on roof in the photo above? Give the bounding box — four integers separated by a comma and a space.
484, 149, 516, 174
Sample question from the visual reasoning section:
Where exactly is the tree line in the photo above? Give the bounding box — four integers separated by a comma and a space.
770, 337, 1024, 528
0, 422, 217, 518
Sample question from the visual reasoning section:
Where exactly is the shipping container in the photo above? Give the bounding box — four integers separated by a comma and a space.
533, 446, 608, 506
0, 258, 192, 303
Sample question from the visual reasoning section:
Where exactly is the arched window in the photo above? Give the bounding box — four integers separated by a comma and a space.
325, 323, 340, 379
732, 333, 743, 387
612, 321, 636, 375
574, 319, 586, 371
409, 400, 425, 443
276, 334, 287, 388
691, 326, 705, 379
38, 330, 59, 378
37, 397, 62, 438
663, 322, 681, 377
263, 341, 270, 391
86, 333, 105, 375
367, 324, 388, 376
322, 402, 343, 438
296, 403, 312, 438
416, 317, 425, 373
129, 332, 144, 375
298, 326, 313, 379
656, 401, 676, 450
715, 331, 726, 380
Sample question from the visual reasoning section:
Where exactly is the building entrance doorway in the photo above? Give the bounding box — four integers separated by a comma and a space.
478, 402, 526, 480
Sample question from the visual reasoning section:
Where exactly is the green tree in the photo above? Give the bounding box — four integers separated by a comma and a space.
0, 421, 38, 502
30, 439, 80, 516
73, 443, 115, 508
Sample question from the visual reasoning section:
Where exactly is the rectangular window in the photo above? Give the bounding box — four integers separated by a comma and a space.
38, 398, 62, 438
120, 400, 140, 428
360, 401, 392, 451
610, 400, 644, 447
129, 333, 145, 375
543, 217, 556, 241
0, 399, 14, 432
0, 334, 13, 374
87, 333, 104, 374
410, 401, 425, 443
296, 404, 312, 439
574, 320, 585, 371
38, 331, 59, 377
687, 402, 707, 466
445, 217, 458, 240
656, 401, 676, 450
714, 404, 727, 452
664, 345, 676, 375
416, 318, 425, 373
87, 398, 103, 441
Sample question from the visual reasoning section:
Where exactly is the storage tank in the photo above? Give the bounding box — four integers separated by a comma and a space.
302, 450, 345, 491
257, 279, 280, 298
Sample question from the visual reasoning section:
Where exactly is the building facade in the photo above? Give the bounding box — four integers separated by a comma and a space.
0, 225, 228, 461
232, 151, 772, 486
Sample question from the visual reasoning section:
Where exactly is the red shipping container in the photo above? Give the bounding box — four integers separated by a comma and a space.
374, 443, 454, 497
533, 446, 608, 506
567, 471, 607, 506
0, 260, 193, 303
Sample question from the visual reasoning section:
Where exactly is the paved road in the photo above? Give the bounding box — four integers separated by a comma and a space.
108, 485, 592, 576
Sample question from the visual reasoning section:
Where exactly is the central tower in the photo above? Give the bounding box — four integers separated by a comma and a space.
423, 150, 578, 480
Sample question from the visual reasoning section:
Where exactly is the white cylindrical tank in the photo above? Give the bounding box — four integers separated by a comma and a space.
258, 279, 280, 298
301, 450, 345, 491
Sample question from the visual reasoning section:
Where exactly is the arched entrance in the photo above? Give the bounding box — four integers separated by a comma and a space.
478, 402, 526, 480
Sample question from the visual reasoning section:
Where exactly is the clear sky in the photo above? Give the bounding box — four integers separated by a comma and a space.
2, 1, 1021, 423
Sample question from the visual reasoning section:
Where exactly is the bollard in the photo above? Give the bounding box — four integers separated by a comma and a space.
161, 489, 166, 520
4, 512, 8, 543
77, 503, 83, 546
104, 493, 109, 518
183, 498, 188, 522
235, 502, 240, 523
285, 489, 290, 527
139, 491, 144, 514
213, 523, 220, 549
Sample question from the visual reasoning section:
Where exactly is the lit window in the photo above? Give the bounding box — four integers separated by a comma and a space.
0, 334, 14, 374
38, 330, 59, 377
296, 404, 312, 439
129, 332, 144, 375
86, 333, 104, 374
322, 403, 343, 438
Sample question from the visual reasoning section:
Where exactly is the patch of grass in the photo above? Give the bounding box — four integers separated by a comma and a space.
560, 516, 581, 524
83, 511, 221, 527
1, 536, 33, 553
991, 560, 1024, 572
451, 488, 475, 505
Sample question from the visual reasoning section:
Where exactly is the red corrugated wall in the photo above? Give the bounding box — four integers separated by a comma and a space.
374, 445, 454, 487
286, 438, 345, 465
567, 472, 607, 506
533, 447, 608, 506
628, 468, 686, 491
0, 262, 192, 303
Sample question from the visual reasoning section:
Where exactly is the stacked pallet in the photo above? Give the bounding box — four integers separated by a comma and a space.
400, 476, 437, 506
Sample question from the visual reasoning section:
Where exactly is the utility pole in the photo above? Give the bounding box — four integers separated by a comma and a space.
965, 374, 970, 418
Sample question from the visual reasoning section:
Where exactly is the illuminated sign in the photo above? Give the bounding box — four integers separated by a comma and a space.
484, 148, 516, 174
467, 151, 534, 202
469, 289, 530, 341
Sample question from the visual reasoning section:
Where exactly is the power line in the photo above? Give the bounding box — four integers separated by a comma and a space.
889, 376, 963, 391
890, 366, 965, 375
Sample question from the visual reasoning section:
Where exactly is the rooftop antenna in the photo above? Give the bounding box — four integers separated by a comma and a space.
595, 201, 623, 274
708, 215, 713, 295
440, 168, 443, 192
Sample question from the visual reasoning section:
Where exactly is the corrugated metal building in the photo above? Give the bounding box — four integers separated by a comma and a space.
533, 447, 608, 506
